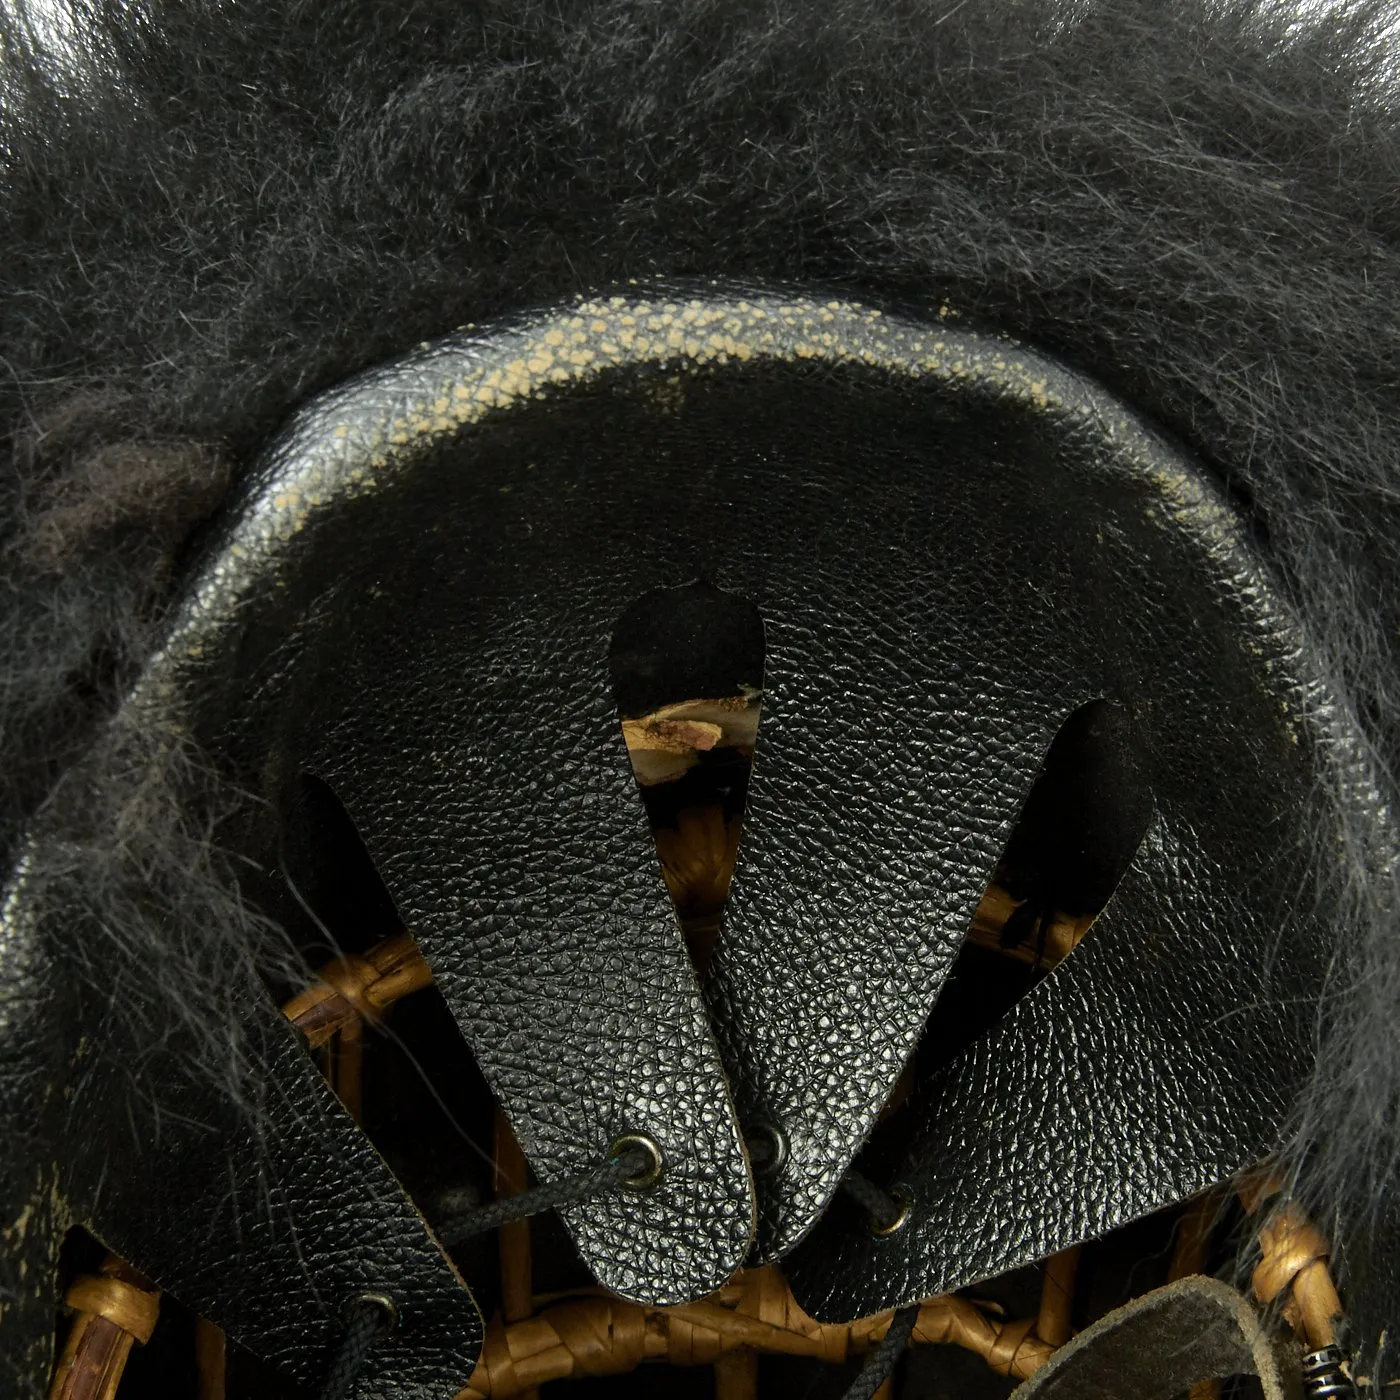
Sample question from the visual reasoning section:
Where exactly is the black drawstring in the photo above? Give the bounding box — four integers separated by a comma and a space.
747, 1140, 917, 1397
437, 1136, 910, 1248
842, 1304, 919, 1400
319, 1139, 914, 1398
442, 1142, 910, 1245
317, 1148, 655, 1400
315, 1142, 656, 1395
836, 1173, 917, 1393
748, 1134, 909, 1237
434, 1142, 654, 1245
318, 1296, 393, 1400
838, 1169, 908, 1234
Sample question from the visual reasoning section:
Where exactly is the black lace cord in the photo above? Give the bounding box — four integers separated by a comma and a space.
839, 1168, 906, 1233
830, 1166, 915, 1396
748, 1137, 917, 1395
748, 1133, 907, 1235
318, 1298, 390, 1400
434, 1143, 653, 1247
317, 1145, 652, 1397
321, 1141, 911, 1396
842, 1304, 920, 1400
441, 1133, 907, 1243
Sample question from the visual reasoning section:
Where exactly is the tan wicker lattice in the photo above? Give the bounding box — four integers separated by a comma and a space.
48, 1256, 160, 1400
48, 927, 1355, 1400
456, 1266, 1055, 1399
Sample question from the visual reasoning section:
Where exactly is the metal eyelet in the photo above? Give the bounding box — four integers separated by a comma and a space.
869, 1184, 913, 1238
608, 1132, 665, 1192
747, 1121, 790, 1177
346, 1291, 399, 1337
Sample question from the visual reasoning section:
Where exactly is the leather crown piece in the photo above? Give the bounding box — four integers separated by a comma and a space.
2, 283, 1387, 1396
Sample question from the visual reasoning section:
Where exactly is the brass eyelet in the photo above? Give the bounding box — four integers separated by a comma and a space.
608, 1132, 665, 1192
869, 1185, 913, 1238
346, 1291, 399, 1337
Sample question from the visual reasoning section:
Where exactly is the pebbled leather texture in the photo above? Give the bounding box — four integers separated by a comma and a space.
4, 283, 1389, 1389
766, 292, 1379, 1320
70, 991, 484, 1397
0, 854, 482, 1400
133, 302, 764, 1308
145, 282, 1385, 1342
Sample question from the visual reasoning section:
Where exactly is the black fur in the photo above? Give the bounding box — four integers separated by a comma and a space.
3, 0, 1399, 1377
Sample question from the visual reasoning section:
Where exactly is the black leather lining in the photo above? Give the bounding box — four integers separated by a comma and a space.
66, 987, 484, 1395
0, 860, 481, 1400
4, 284, 1388, 1391
186, 286, 1376, 1304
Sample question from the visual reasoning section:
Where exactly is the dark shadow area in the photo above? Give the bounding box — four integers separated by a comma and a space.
852, 699, 1153, 1186
919, 697, 1153, 1077
609, 580, 765, 973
